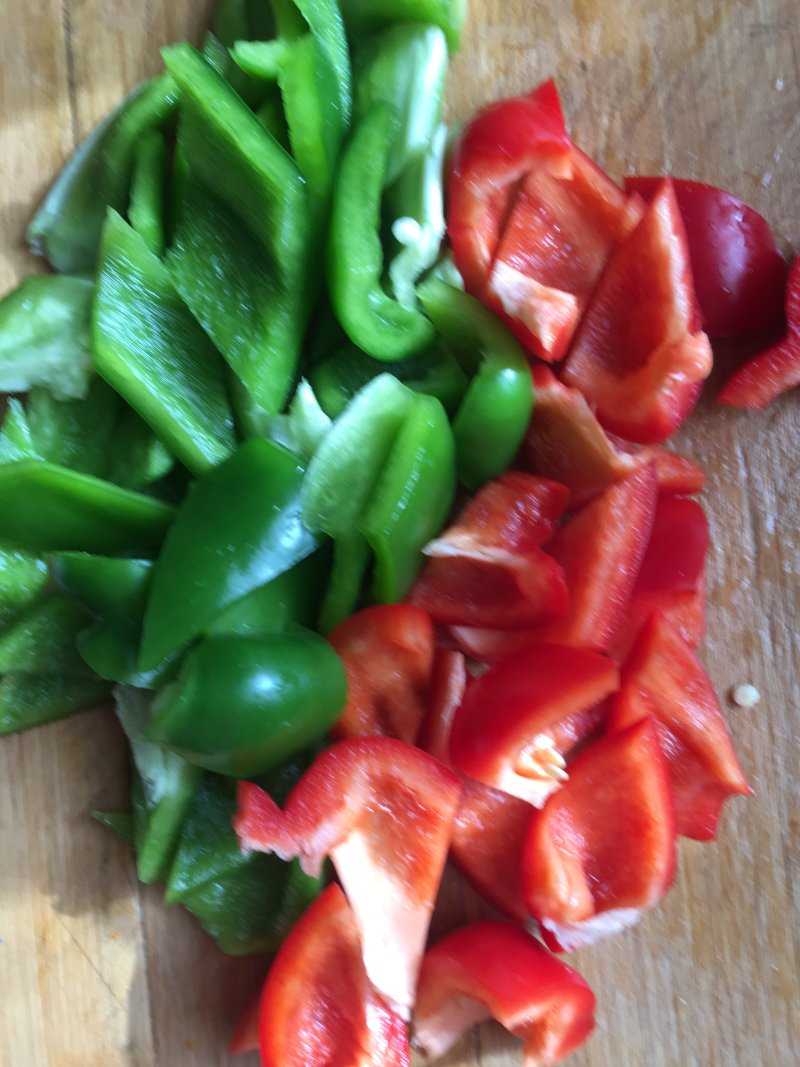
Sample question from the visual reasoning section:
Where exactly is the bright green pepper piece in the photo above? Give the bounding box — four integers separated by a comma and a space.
128, 130, 167, 256
418, 277, 534, 490
76, 621, 177, 689
0, 462, 174, 556
340, 0, 466, 52
116, 684, 204, 884
0, 672, 111, 736
327, 103, 436, 361
22, 380, 122, 478
0, 549, 49, 627
0, 400, 35, 465
265, 379, 332, 461
148, 629, 346, 777
163, 43, 309, 416
0, 275, 93, 400
27, 76, 178, 273
0, 594, 91, 675
94, 210, 236, 477
49, 553, 153, 624
316, 531, 371, 634
364, 392, 456, 600
140, 438, 318, 670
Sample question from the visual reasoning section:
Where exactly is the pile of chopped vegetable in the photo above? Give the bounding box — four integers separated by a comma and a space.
1, 0, 797, 1063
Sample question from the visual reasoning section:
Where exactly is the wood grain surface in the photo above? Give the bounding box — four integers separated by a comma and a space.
0, 2, 798, 1065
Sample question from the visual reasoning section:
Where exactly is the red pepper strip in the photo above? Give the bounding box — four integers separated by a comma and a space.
410, 473, 570, 628
717, 254, 800, 408
449, 642, 620, 807
611, 581, 706, 663
486, 147, 643, 362
638, 446, 706, 495
234, 737, 461, 1017
523, 718, 676, 952
413, 922, 596, 1066
447, 79, 572, 295
625, 176, 787, 337
607, 614, 751, 840
258, 884, 410, 1067
417, 649, 531, 922
562, 179, 713, 444
327, 604, 434, 743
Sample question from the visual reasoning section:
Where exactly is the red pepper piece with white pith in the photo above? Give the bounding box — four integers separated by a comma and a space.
258, 884, 409, 1067
607, 614, 751, 839
413, 922, 596, 1066
449, 641, 620, 807
234, 737, 461, 1018
410, 473, 570, 629
562, 179, 713, 444
523, 718, 676, 952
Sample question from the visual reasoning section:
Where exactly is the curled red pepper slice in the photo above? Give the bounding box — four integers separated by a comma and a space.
258, 884, 410, 1067
523, 718, 676, 952
413, 921, 596, 1066
234, 737, 461, 1017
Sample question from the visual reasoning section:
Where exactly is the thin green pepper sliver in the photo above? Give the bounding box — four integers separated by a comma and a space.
128, 130, 167, 256
418, 277, 535, 491
93, 210, 236, 476
0, 594, 91, 675
0, 462, 174, 556
0, 673, 112, 736
139, 438, 318, 671
27, 76, 178, 273
49, 554, 153, 625
327, 103, 435, 361
147, 629, 346, 777
339, 0, 466, 52
163, 43, 310, 416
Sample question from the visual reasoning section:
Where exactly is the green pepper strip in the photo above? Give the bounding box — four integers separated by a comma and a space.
212, 0, 276, 46
327, 103, 436, 361
0, 462, 175, 556
27, 75, 178, 273
418, 277, 535, 491
0, 673, 112, 737
0, 548, 49, 628
163, 43, 309, 417
148, 629, 346, 777
128, 130, 167, 257
0, 594, 91, 675
339, 0, 466, 53
140, 438, 318, 670
364, 391, 456, 601
93, 210, 236, 476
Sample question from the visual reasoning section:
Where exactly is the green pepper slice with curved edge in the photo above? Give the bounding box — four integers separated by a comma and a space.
27, 75, 178, 273
140, 438, 318, 671
339, 0, 466, 52
364, 391, 456, 601
0, 673, 112, 737
316, 531, 371, 634
418, 276, 535, 491
163, 43, 310, 417
49, 553, 153, 624
147, 629, 347, 777
327, 103, 435, 361
94, 210, 236, 477
128, 130, 167, 256
0, 462, 174, 557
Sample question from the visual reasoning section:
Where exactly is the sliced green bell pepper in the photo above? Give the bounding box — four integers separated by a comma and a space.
163, 43, 309, 416
49, 554, 152, 624
105, 407, 174, 491
212, 0, 276, 45
339, 0, 466, 52
327, 103, 435, 361
316, 531, 371, 634
0, 274, 93, 400
418, 277, 535, 491
128, 130, 167, 256
94, 210, 236, 476
147, 629, 346, 777
27, 76, 178, 273
0, 594, 91, 675
0, 672, 111, 736
0, 462, 174, 556
140, 438, 318, 670
0, 548, 49, 628
22, 380, 122, 478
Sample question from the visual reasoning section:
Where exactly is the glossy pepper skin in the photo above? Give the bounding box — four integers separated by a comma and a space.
414, 922, 596, 1065
417, 278, 534, 490
0, 672, 112, 737
235, 736, 461, 1018
140, 438, 318, 670
718, 254, 800, 408
128, 130, 167, 256
258, 884, 410, 1067
147, 629, 347, 777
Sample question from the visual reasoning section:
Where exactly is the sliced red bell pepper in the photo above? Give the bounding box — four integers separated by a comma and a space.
447, 79, 572, 295
327, 604, 434, 743
636, 446, 706, 495
717, 254, 800, 409
523, 718, 676, 952
611, 582, 706, 663
413, 922, 596, 1065
410, 472, 570, 628
562, 179, 713, 444
417, 649, 531, 923
258, 884, 410, 1067
625, 176, 787, 337
486, 146, 643, 362
234, 737, 461, 1017
607, 614, 751, 840
449, 641, 620, 807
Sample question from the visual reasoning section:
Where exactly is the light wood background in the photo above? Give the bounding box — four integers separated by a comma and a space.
1, 2, 798, 1065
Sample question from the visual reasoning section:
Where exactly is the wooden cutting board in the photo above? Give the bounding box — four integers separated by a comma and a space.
0, 2, 797, 1064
